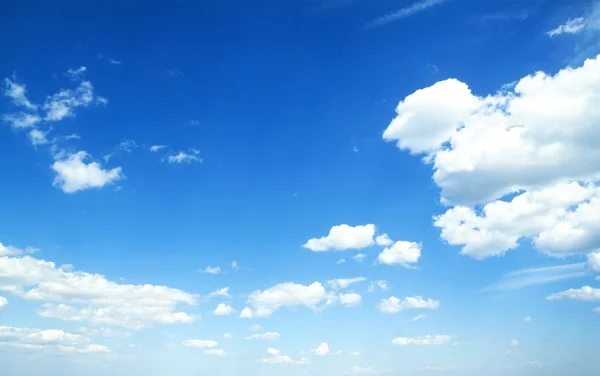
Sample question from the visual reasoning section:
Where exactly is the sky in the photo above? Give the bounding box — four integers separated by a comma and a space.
1, 0, 599, 375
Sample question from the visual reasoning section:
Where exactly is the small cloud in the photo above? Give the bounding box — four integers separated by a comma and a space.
244, 332, 280, 341
352, 146, 359, 152
166, 149, 202, 164
250, 324, 262, 331
412, 314, 426, 321
65, 133, 80, 140
149, 145, 167, 152
202, 266, 221, 274
188, 119, 200, 126
231, 261, 239, 271
336, 258, 346, 265
349, 351, 360, 356
364, 0, 447, 29
213, 303, 236, 316
547, 17, 586, 37
224, 333, 233, 339
96, 96, 108, 105
3, 76, 37, 110
28, 128, 50, 146
65, 66, 87, 80
510, 339, 519, 347
523, 316, 532, 322
367, 280, 388, 293
239, 307, 253, 319
207, 287, 231, 299
51, 151, 124, 193
98, 54, 122, 65
119, 139, 137, 153
353, 253, 366, 263
425, 63, 439, 73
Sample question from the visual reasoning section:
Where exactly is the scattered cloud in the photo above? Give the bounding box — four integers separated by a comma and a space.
328, 277, 367, 290
510, 339, 519, 347
65, 66, 87, 80
3, 77, 37, 110
336, 258, 346, 265
392, 335, 453, 346
0, 296, 7, 308
207, 287, 231, 299
2, 112, 41, 129
364, 0, 446, 30
593, 307, 600, 313
368, 280, 388, 293
231, 261, 239, 271
119, 139, 137, 153
202, 266, 222, 274
43, 81, 96, 121
548, 17, 587, 37
348, 365, 391, 374
377, 296, 439, 314
377, 241, 421, 267
258, 347, 311, 364
339, 293, 362, 307
547, 286, 600, 301
239, 307, 253, 319
485, 263, 588, 291
98, 54, 122, 65
244, 332, 280, 341
224, 333, 233, 339
524, 316, 532, 322
412, 314, 427, 321
182, 339, 218, 349
204, 348, 229, 356
303, 224, 376, 251
166, 149, 202, 164
247, 282, 327, 317
76, 327, 131, 339
311, 342, 338, 356
353, 253, 366, 263
213, 303, 236, 316
149, 145, 167, 152
250, 324, 262, 331
51, 151, 124, 193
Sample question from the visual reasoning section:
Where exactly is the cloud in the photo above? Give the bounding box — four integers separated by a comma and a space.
328, 277, 367, 290
149, 145, 167, 152
66, 66, 87, 80
547, 286, 600, 301
375, 234, 393, 246
224, 333, 233, 339
76, 327, 131, 339
28, 128, 49, 146
368, 280, 388, 293
0, 296, 7, 308
98, 54, 122, 65
258, 347, 311, 364
548, 17, 587, 37
419, 365, 458, 372
43, 81, 96, 121
303, 224, 376, 251
377, 241, 421, 267
311, 342, 332, 356
244, 332, 280, 341
207, 287, 231, 299
392, 335, 453, 346
349, 365, 391, 374
182, 339, 218, 349
166, 149, 202, 164
339, 293, 362, 307
2, 112, 41, 129
593, 307, 600, 313
202, 266, 221, 274
510, 339, 519, 347
239, 307, 253, 318
51, 151, 124, 193
365, 0, 446, 29
119, 139, 137, 153
353, 253, 366, 263
349, 351, 360, 356
250, 324, 262, 331
0, 242, 37, 257
524, 316, 532, 322
3, 77, 37, 110
377, 296, 440, 314
213, 303, 236, 316
0, 253, 197, 329
412, 314, 426, 321
336, 258, 346, 264
588, 251, 600, 274
204, 348, 229, 356
485, 263, 589, 291
247, 281, 327, 317
231, 261, 239, 271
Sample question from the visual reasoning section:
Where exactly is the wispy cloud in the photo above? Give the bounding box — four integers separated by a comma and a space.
98, 54, 122, 65
548, 17, 587, 37
485, 263, 589, 291
364, 0, 447, 30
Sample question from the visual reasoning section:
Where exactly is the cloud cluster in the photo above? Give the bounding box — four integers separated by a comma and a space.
51, 151, 124, 193
246, 282, 327, 317
392, 335, 453, 346
377, 296, 439, 314
258, 347, 311, 364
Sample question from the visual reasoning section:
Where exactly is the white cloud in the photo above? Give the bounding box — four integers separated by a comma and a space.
3, 77, 37, 110
524, 316, 532, 322
247, 281, 327, 317
250, 324, 262, 331
336, 258, 346, 264
392, 335, 453, 346
224, 333, 233, 339
365, 0, 446, 29
66, 66, 87, 80
419, 366, 458, 372
377, 296, 440, 314
485, 263, 588, 290
244, 332, 280, 341
204, 348, 229, 356
149, 145, 167, 152
239, 307, 253, 319
328, 277, 367, 290
547, 286, 600, 301
383, 55, 600, 209
0, 253, 197, 329
375, 233, 393, 246
182, 339, 218, 349
28, 128, 49, 146
368, 280, 388, 293
339, 293, 362, 307
166, 149, 202, 164
353, 253, 366, 263
593, 307, 600, 313
76, 327, 131, 338
0, 242, 34, 257
202, 266, 221, 274
377, 241, 421, 267
43, 81, 95, 121
258, 347, 311, 364
0, 296, 7, 308
2, 112, 41, 129
119, 139, 137, 153
311, 342, 331, 356
548, 17, 586, 37
231, 261, 239, 271
349, 365, 391, 374
303, 224, 376, 251
208, 287, 231, 299
588, 251, 600, 274
51, 151, 124, 193
412, 314, 426, 321
213, 303, 235, 316
510, 339, 519, 347
349, 351, 360, 356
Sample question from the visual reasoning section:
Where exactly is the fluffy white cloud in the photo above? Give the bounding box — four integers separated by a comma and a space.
383, 55, 600, 207
182, 339, 218, 348
2, 112, 41, 129
303, 224, 376, 251
3, 77, 37, 110
239, 307, 253, 318
244, 332, 280, 341
0, 242, 35, 257
0, 253, 197, 329
377, 296, 440, 314
258, 347, 311, 364
353, 253, 366, 263
328, 277, 367, 290
588, 251, 600, 274
412, 314, 426, 321
392, 335, 453, 346
51, 151, 124, 193
28, 128, 49, 146
375, 233, 393, 246
43, 81, 95, 121
247, 282, 327, 317
339, 293, 362, 307
204, 348, 229, 356
202, 266, 221, 274
547, 17, 586, 37
368, 280, 388, 293
547, 286, 600, 301
377, 241, 421, 267
119, 139, 137, 153
311, 342, 330, 356
208, 287, 231, 299
166, 149, 202, 164
213, 303, 235, 316
0, 296, 7, 308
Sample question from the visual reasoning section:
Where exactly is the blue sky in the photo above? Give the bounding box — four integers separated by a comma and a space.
1, 0, 599, 375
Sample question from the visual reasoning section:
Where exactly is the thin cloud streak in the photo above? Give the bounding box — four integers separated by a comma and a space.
484, 263, 588, 291
364, 0, 447, 30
